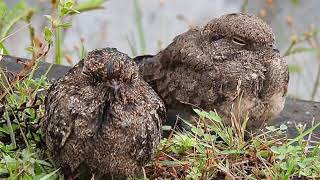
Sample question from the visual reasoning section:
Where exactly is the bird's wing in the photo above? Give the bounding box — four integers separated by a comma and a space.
42, 63, 92, 153
258, 57, 289, 100
283, 63, 289, 96
134, 28, 202, 82
134, 29, 215, 109
42, 82, 75, 153
149, 93, 167, 132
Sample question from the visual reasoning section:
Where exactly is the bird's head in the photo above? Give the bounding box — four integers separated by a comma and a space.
198, 13, 280, 62
82, 48, 139, 83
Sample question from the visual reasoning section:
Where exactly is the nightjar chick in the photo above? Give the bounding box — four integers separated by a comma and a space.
42, 48, 166, 178
136, 13, 289, 129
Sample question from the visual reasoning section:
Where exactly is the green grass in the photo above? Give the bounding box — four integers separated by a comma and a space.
144, 110, 320, 179
0, 62, 60, 179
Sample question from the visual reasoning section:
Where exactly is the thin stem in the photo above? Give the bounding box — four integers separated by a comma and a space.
133, 0, 146, 55
287, 123, 320, 146
12, 110, 30, 150
26, 12, 36, 59
4, 109, 16, 149
0, 9, 33, 39
306, 36, 320, 100
241, 0, 249, 13
126, 35, 137, 57
282, 40, 296, 57
311, 63, 320, 100
55, 27, 62, 64
0, 23, 31, 43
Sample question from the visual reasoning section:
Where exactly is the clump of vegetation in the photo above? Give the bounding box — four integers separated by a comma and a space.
0, 67, 57, 179
144, 110, 320, 179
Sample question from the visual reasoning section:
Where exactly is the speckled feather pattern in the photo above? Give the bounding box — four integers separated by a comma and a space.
42, 48, 166, 177
136, 13, 289, 129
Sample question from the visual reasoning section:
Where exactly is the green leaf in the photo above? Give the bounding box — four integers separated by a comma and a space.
193, 109, 202, 116
60, 7, 69, 16
65, 1, 73, 8
59, 0, 80, 16
162, 125, 172, 131
0, 126, 9, 134
203, 134, 213, 142
44, 15, 53, 23
193, 109, 207, 119
266, 126, 276, 132
2, 154, 16, 164
207, 110, 221, 122
191, 127, 204, 137
280, 124, 288, 131
57, 22, 72, 28
38, 169, 59, 180
298, 161, 306, 168
271, 146, 280, 154
280, 162, 288, 170
0, 43, 9, 54
25, 46, 35, 53
73, 0, 105, 13
277, 154, 286, 161
43, 26, 53, 45
257, 150, 270, 158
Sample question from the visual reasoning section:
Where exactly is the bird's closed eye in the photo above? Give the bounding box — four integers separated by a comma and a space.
232, 36, 246, 46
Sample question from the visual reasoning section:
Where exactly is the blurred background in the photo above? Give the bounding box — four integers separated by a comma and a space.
2, 0, 320, 101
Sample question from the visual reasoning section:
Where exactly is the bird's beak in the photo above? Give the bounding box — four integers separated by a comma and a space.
270, 43, 280, 53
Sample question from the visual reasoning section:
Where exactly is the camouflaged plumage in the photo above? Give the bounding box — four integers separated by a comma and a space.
42, 48, 166, 178
136, 13, 289, 129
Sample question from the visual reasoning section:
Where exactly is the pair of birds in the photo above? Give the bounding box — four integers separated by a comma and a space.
42, 13, 289, 178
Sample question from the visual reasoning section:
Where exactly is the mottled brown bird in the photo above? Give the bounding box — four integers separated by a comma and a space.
42, 48, 166, 178
136, 13, 289, 129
